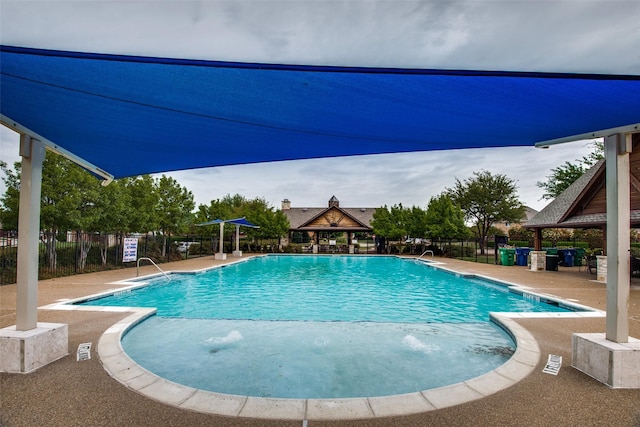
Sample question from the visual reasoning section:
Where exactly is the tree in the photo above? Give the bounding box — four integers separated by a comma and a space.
246, 202, 289, 251
405, 206, 428, 240
125, 175, 159, 233
371, 204, 407, 242
155, 175, 195, 256
195, 194, 289, 252
537, 140, 604, 200
0, 161, 20, 230
448, 170, 525, 254
1, 154, 100, 270
93, 179, 133, 265
424, 193, 468, 239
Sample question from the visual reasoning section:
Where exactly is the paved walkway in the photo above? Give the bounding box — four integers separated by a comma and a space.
1, 255, 639, 427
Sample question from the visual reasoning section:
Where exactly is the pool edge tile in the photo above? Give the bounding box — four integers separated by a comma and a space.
305, 398, 374, 420
239, 397, 306, 420
368, 392, 436, 417
138, 378, 196, 405
421, 382, 484, 409
465, 370, 517, 396
180, 390, 247, 417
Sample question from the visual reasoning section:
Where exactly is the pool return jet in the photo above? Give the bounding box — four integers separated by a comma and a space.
196, 217, 259, 260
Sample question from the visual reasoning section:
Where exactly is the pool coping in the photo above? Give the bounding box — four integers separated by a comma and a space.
45, 255, 606, 421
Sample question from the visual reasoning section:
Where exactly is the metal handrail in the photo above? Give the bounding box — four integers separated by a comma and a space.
137, 257, 171, 281
417, 249, 434, 260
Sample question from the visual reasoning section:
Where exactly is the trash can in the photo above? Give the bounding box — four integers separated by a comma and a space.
515, 247, 530, 266
545, 248, 558, 256
574, 248, 585, 266
563, 249, 576, 267
546, 255, 559, 271
501, 248, 515, 266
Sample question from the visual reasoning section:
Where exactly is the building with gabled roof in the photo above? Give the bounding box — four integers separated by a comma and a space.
527, 133, 640, 250
280, 196, 376, 251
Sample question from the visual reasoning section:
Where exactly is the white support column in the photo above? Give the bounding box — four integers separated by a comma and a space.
215, 221, 226, 260
605, 133, 631, 343
232, 224, 242, 257
1, 135, 68, 373
572, 133, 640, 389
16, 135, 45, 331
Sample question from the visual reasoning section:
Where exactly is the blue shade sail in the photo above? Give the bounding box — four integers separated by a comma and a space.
1, 45, 639, 179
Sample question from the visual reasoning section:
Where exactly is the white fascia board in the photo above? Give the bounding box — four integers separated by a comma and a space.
535, 123, 640, 148
1, 114, 115, 185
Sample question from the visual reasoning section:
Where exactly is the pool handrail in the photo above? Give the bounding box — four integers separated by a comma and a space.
137, 257, 171, 281
417, 249, 434, 259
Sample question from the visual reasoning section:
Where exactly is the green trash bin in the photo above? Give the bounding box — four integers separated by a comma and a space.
500, 248, 515, 266
545, 248, 558, 256
574, 248, 585, 266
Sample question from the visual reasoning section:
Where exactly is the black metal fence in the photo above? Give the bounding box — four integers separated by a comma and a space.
0, 230, 605, 285
0, 231, 224, 286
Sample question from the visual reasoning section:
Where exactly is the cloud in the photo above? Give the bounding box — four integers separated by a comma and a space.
154, 141, 595, 212
2, 1, 638, 71
0, 1, 631, 212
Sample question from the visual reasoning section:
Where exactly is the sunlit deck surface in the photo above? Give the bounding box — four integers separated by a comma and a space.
1, 255, 639, 426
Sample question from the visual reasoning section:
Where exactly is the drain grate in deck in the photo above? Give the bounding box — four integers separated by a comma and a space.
542, 354, 562, 375
77, 342, 92, 361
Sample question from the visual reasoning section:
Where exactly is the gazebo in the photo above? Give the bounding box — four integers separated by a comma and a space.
196, 217, 259, 259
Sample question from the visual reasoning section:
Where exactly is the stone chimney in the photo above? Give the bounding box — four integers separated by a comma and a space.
328, 195, 339, 208
281, 199, 291, 210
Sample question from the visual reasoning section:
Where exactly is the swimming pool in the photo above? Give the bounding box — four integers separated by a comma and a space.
81, 255, 572, 321
80, 255, 580, 400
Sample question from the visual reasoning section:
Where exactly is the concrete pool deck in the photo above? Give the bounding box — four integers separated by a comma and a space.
1, 255, 639, 426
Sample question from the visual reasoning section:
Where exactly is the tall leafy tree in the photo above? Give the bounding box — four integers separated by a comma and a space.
196, 195, 289, 251
405, 206, 428, 240
425, 193, 468, 239
1, 154, 101, 269
245, 197, 289, 251
0, 161, 20, 230
537, 140, 604, 200
155, 175, 195, 256
371, 204, 407, 241
125, 175, 159, 233
195, 194, 247, 246
94, 178, 133, 265
448, 170, 524, 254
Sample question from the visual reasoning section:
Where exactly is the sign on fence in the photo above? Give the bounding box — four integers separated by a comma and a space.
122, 237, 138, 262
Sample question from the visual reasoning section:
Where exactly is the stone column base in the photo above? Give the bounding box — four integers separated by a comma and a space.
572, 333, 640, 388
529, 251, 546, 271
215, 253, 227, 260
232, 250, 242, 257
312, 244, 318, 254
0, 323, 68, 373
596, 255, 607, 282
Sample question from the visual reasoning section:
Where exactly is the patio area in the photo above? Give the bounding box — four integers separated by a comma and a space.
1, 255, 639, 427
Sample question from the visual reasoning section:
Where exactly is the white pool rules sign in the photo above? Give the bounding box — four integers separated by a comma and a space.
123, 237, 138, 262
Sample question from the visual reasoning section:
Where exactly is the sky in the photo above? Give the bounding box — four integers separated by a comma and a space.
1, 0, 637, 212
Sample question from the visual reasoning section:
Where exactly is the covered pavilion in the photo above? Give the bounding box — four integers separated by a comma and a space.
281, 196, 376, 253
527, 133, 640, 277
195, 217, 259, 259
528, 134, 640, 241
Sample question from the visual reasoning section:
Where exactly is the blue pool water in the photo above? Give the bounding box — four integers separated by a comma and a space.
81, 255, 570, 321
81, 255, 575, 398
